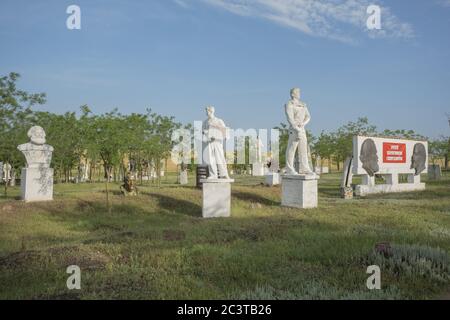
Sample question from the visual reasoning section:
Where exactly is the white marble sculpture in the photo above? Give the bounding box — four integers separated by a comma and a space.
202, 106, 230, 179
281, 88, 319, 209
17, 126, 54, 202
2, 162, 11, 182
285, 88, 314, 175
200, 106, 234, 218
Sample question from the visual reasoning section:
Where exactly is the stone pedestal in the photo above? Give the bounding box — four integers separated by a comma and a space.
196, 165, 209, 188
355, 173, 425, 196
265, 173, 280, 186
281, 174, 319, 209
20, 167, 54, 202
252, 163, 265, 176
200, 178, 234, 218
179, 170, 188, 185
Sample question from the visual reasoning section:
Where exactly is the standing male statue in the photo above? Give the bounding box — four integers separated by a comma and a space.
285, 88, 314, 175
202, 106, 230, 179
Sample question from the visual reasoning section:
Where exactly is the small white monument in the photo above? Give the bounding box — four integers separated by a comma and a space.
252, 137, 265, 176
265, 157, 280, 186
352, 136, 427, 196
281, 88, 319, 209
2, 162, 12, 184
17, 126, 54, 202
201, 106, 234, 218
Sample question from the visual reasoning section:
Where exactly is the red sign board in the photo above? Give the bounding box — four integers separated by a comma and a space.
383, 142, 406, 163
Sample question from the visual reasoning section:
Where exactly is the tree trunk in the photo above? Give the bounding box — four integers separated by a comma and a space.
105, 166, 111, 213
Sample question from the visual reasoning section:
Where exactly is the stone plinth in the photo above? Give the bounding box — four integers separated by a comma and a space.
200, 178, 234, 218
179, 170, 188, 185
265, 173, 280, 186
282, 174, 319, 209
252, 163, 265, 176
21, 167, 54, 202
355, 173, 425, 196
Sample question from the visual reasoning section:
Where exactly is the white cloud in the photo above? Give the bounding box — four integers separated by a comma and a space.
437, 0, 450, 7
201, 0, 414, 43
174, 0, 190, 8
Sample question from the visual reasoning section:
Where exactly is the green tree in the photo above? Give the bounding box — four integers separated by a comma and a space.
0, 72, 46, 196
332, 117, 377, 170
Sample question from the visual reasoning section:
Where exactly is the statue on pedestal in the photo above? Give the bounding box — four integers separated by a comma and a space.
285, 88, 314, 175
202, 106, 230, 179
17, 126, 54, 202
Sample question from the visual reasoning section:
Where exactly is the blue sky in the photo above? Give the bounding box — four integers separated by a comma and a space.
1, 0, 449, 138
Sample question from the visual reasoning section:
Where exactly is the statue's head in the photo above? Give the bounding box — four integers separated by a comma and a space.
290, 88, 301, 100
360, 139, 379, 177
28, 126, 46, 145
411, 143, 427, 175
206, 106, 215, 119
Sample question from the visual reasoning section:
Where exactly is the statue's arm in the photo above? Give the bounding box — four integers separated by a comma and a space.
202, 121, 209, 142
303, 106, 311, 126
285, 102, 300, 131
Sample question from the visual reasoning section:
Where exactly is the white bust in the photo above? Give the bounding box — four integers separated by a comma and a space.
18, 126, 54, 168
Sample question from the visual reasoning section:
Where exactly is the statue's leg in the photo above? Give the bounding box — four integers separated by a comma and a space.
298, 132, 312, 174
207, 144, 219, 179
286, 132, 299, 174
216, 142, 229, 178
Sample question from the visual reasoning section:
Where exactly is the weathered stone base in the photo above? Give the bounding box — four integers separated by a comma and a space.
281, 174, 319, 209
252, 163, 265, 176
355, 174, 425, 197
20, 167, 54, 202
200, 178, 234, 218
265, 173, 280, 186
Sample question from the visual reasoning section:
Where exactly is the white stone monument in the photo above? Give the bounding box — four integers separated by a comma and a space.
17, 126, 54, 202
281, 88, 319, 209
201, 106, 234, 218
252, 137, 265, 176
352, 136, 427, 196
2, 162, 11, 184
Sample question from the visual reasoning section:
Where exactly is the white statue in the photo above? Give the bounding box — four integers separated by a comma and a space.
3, 162, 11, 182
202, 106, 230, 179
285, 88, 314, 175
18, 126, 54, 168
17, 126, 54, 202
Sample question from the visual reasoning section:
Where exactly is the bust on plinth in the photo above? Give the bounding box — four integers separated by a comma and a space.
17, 126, 54, 202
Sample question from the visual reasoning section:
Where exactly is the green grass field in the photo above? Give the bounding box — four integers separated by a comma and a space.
0, 172, 449, 300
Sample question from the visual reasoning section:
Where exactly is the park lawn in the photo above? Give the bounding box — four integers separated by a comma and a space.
0, 173, 449, 300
